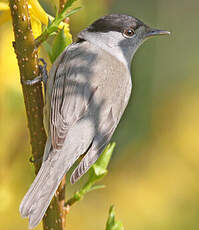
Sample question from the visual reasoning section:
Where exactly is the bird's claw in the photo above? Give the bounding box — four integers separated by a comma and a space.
22, 76, 42, 86
21, 58, 48, 90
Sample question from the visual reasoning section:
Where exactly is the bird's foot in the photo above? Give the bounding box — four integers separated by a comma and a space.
21, 58, 48, 91
22, 76, 42, 86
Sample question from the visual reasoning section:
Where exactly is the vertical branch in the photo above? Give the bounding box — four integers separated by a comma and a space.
9, 0, 45, 173
9, 0, 65, 230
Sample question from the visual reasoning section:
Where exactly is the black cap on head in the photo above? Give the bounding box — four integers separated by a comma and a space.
87, 14, 145, 33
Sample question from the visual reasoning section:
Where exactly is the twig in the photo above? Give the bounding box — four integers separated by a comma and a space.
35, 0, 80, 47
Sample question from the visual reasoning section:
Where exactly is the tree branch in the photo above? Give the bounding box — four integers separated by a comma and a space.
9, 0, 65, 229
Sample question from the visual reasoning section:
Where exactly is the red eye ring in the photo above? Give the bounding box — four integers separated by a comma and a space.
123, 29, 135, 38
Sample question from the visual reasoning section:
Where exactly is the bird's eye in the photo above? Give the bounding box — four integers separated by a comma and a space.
123, 29, 135, 38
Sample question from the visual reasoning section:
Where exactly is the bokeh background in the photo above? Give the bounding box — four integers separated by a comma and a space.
1, 0, 199, 229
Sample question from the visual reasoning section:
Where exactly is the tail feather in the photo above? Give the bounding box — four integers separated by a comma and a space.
19, 154, 76, 229
19, 162, 49, 218
19, 125, 94, 228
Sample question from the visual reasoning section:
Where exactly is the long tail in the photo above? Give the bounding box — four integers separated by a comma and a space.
19, 152, 76, 229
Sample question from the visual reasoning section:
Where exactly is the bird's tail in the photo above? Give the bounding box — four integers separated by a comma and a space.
19, 151, 76, 229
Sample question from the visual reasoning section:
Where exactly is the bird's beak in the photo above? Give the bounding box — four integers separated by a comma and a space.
145, 28, 170, 38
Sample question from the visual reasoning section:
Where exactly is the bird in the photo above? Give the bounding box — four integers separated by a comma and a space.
19, 14, 170, 228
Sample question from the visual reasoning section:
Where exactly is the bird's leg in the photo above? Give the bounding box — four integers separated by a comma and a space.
21, 58, 48, 93
39, 58, 48, 92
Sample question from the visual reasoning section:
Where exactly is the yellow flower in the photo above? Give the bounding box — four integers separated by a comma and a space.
0, 2, 10, 25
0, 0, 72, 41
0, 2, 8, 10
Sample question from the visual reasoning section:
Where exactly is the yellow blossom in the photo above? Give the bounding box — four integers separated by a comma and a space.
0, 2, 9, 10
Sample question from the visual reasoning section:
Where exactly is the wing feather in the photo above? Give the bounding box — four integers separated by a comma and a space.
70, 107, 116, 184
49, 52, 98, 150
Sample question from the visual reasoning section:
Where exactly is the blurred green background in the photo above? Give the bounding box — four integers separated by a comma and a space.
1, 0, 199, 229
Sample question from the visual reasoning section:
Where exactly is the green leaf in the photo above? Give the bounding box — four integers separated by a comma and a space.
106, 205, 124, 230
62, 0, 78, 12
50, 28, 69, 62
65, 143, 116, 207
64, 7, 82, 18
42, 41, 53, 63
58, 0, 80, 22
93, 143, 116, 174
92, 165, 107, 177
35, 0, 80, 46
87, 142, 116, 183
86, 184, 106, 193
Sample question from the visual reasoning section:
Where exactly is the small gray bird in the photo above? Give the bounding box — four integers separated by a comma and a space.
19, 14, 170, 228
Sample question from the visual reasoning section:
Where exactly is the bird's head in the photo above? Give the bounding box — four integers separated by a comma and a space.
78, 14, 170, 66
